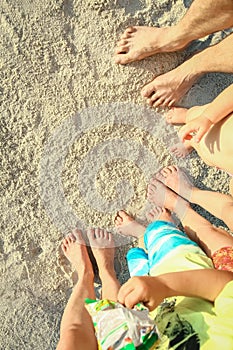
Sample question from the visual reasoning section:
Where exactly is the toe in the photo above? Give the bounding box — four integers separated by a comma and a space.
162, 98, 172, 108
169, 165, 178, 173
118, 210, 129, 221
94, 227, 101, 239
155, 172, 164, 182
115, 216, 122, 226
100, 228, 106, 238
121, 26, 135, 39
66, 233, 74, 244
87, 228, 95, 241
162, 167, 172, 176
103, 229, 109, 240
146, 211, 154, 221
125, 26, 136, 34
72, 229, 83, 243
115, 52, 137, 64
61, 242, 67, 252
168, 99, 176, 108
116, 39, 128, 47
141, 84, 156, 98
115, 44, 129, 54
151, 97, 165, 108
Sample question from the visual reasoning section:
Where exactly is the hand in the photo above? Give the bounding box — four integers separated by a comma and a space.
178, 115, 213, 143
117, 276, 170, 311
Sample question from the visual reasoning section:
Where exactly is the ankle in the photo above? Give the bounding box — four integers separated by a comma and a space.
77, 271, 94, 284
99, 265, 116, 280
166, 25, 193, 51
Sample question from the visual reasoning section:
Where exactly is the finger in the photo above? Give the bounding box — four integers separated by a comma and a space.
178, 125, 195, 142
117, 282, 135, 306
193, 128, 206, 143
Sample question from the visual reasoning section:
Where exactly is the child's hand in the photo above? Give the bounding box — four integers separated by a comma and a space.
178, 115, 213, 143
117, 276, 170, 311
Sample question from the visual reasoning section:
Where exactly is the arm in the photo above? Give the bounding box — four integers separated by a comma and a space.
179, 83, 233, 142
118, 269, 233, 310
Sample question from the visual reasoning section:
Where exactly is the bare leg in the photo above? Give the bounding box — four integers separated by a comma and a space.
57, 230, 97, 350
156, 165, 233, 231
87, 228, 120, 301
147, 179, 233, 257
115, 0, 233, 65
141, 33, 233, 108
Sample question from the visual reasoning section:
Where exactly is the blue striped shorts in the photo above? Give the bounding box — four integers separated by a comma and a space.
126, 220, 206, 276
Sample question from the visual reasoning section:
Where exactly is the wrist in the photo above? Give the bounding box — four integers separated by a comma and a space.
200, 114, 216, 125
156, 275, 176, 299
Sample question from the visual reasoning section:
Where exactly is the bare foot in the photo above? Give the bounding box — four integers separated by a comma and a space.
146, 206, 174, 224
87, 228, 115, 276
147, 178, 189, 219
170, 141, 193, 158
114, 210, 146, 238
155, 165, 193, 201
141, 59, 199, 108
147, 179, 176, 210
61, 229, 94, 279
114, 26, 189, 65
165, 107, 188, 125
166, 105, 207, 125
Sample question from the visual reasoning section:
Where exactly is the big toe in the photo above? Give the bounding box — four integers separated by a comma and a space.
141, 83, 156, 98
118, 210, 132, 222
115, 52, 135, 64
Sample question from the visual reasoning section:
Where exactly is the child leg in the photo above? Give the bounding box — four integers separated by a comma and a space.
144, 207, 205, 273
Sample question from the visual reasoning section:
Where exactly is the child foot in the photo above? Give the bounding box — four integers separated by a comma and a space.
87, 228, 115, 278
114, 210, 146, 238
155, 165, 193, 201
165, 107, 188, 125
146, 206, 174, 224
61, 229, 94, 279
147, 178, 189, 218
170, 142, 193, 158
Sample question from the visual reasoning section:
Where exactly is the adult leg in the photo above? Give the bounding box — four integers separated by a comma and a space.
87, 228, 121, 301
57, 230, 97, 350
156, 165, 233, 231
147, 179, 233, 258
115, 0, 233, 64
141, 33, 233, 108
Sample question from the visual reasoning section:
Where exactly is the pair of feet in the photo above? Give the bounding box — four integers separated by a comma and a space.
114, 26, 199, 108
62, 166, 192, 277
116, 165, 192, 237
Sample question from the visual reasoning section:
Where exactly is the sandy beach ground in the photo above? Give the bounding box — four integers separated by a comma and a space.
1, 0, 233, 349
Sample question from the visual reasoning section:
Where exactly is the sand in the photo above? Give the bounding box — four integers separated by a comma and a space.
1, 0, 233, 349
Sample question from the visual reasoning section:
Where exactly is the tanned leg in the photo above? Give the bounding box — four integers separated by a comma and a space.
57, 230, 97, 350
141, 33, 233, 108
115, 0, 233, 65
